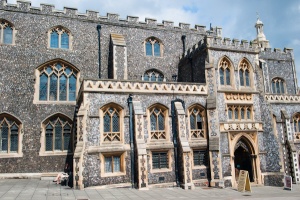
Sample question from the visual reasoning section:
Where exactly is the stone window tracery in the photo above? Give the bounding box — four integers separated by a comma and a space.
145, 37, 162, 57
239, 60, 251, 87
102, 106, 122, 142
49, 26, 71, 49
149, 105, 168, 140
0, 19, 15, 45
142, 69, 164, 82
37, 61, 78, 102
0, 114, 21, 154
189, 105, 206, 139
43, 115, 72, 153
219, 57, 232, 86
227, 105, 252, 120
293, 113, 300, 139
271, 78, 285, 94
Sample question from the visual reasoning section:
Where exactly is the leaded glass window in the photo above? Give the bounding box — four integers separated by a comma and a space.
293, 114, 300, 133
149, 106, 167, 140
152, 152, 168, 169
49, 27, 70, 49
38, 62, 78, 101
145, 37, 162, 57
0, 20, 14, 45
150, 108, 165, 131
239, 61, 251, 87
0, 115, 20, 154
102, 106, 121, 142
143, 69, 164, 82
104, 155, 121, 173
44, 116, 72, 152
193, 150, 206, 166
227, 105, 252, 121
272, 78, 285, 94
189, 107, 206, 139
219, 58, 231, 86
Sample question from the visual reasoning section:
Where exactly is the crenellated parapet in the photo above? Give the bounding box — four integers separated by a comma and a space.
259, 48, 294, 60
205, 36, 258, 53
0, 0, 207, 33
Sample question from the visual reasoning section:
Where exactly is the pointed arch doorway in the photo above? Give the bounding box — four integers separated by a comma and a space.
230, 133, 261, 186
234, 140, 254, 182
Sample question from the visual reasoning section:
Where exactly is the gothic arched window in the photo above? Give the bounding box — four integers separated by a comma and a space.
143, 69, 164, 82
43, 115, 72, 153
271, 78, 285, 94
0, 114, 21, 154
102, 105, 122, 142
145, 37, 162, 57
49, 26, 71, 49
189, 105, 206, 139
37, 61, 78, 102
239, 59, 252, 87
0, 19, 14, 44
149, 105, 168, 140
219, 57, 232, 86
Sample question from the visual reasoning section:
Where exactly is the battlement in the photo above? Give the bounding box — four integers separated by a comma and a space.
180, 36, 258, 59
206, 36, 258, 52
260, 47, 294, 60
0, 0, 207, 33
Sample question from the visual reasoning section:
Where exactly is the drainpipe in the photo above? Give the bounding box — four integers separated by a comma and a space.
97, 25, 102, 79
171, 98, 185, 187
127, 94, 135, 188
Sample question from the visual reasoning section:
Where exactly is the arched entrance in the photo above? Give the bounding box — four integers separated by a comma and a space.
233, 138, 256, 183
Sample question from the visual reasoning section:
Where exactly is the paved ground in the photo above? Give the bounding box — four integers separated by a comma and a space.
0, 179, 299, 200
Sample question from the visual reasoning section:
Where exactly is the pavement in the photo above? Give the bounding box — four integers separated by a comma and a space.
0, 179, 300, 200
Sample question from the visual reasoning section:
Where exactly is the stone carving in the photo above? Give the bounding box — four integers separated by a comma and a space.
137, 115, 143, 139
222, 122, 262, 131
265, 94, 300, 103
83, 80, 207, 95
140, 155, 146, 188
185, 153, 191, 183
225, 93, 252, 101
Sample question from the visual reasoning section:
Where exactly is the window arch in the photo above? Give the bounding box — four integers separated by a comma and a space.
189, 105, 206, 139
148, 104, 168, 140
48, 26, 71, 49
293, 113, 300, 140
100, 103, 123, 143
145, 37, 162, 57
0, 19, 15, 45
0, 113, 22, 156
40, 114, 72, 155
271, 77, 285, 94
36, 60, 79, 102
143, 69, 164, 82
239, 59, 252, 87
219, 57, 233, 86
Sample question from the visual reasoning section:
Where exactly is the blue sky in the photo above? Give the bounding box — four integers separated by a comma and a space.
6, 0, 300, 87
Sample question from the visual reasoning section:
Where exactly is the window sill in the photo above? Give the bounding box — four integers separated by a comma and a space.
39, 151, 72, 156
192, 165, 207, 170
101, 171, 126, 177
33, 100, 76, 105
48, 47, 71, 51
0, 152, 23, 158
151, 168, 172, 173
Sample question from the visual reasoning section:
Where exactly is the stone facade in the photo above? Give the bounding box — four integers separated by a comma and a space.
0, 0, 300, 190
